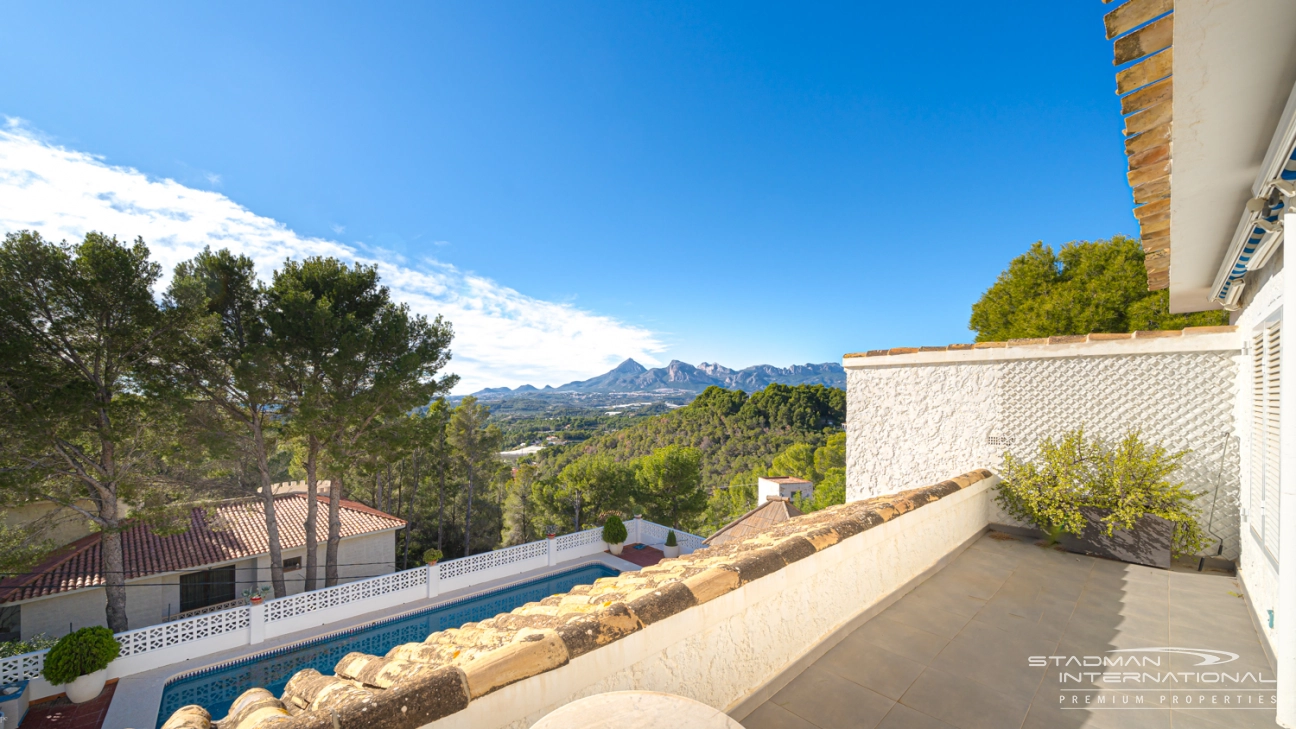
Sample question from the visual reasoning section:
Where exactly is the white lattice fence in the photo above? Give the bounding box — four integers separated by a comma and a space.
118, 607, 252, 657
438, 540, 548, 581
265, 566, 427, 623
0, 649, 46, 684
555, 527, 604, 552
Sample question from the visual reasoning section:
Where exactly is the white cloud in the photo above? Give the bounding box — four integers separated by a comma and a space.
0, 121, 665, 393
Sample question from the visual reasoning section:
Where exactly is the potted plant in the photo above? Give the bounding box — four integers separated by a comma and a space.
663, 530, 680, 558
42, 626, 120, 704
602, 515, 628, 555
242, 586, 271, 605
423, 547, 443, 565
996, 428, 1206, 568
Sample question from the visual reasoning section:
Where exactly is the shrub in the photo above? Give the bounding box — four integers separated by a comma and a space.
0, 632, 58, 659
665, 530, 677, 547
422, 547, 443, 564
602, 515, 627, 544
41, 627, 120, 685
996, 428, 1206, 556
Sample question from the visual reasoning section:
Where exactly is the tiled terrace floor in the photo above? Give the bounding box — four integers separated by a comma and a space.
23, 679, 117, 729
614, 543, 667, 568
744, 531, 1276, 729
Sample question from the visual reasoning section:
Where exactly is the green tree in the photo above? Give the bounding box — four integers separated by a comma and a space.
969, 237, 1228, 341
634, 445, 706, 529
557, 453, 634, 530
0, 231, 201, 631
266, 257, 455, 585
771, 443, 817, 482
170, 248, 294, 597
447, 397, 502, 555
500, 463, 538, 546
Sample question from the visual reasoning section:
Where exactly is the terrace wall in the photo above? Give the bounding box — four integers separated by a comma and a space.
842, 329, 1242, 558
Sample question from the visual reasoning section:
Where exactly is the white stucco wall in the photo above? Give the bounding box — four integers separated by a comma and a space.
844, 332, 1242, 558
424, 477, 995, 729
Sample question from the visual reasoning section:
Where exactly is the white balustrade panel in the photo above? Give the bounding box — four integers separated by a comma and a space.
438, 540, 549, 593
263, 566, 428, 640
107, 606, 254, 685
0, 648, 47, 684
555, 527, 605, 553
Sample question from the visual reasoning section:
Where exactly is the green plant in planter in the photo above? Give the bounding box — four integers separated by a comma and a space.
423, 547, 444, 564
41, 627, 120, 685
602, 515, 627, 545
996, 428, 1206, 556
665, 530, 677, 548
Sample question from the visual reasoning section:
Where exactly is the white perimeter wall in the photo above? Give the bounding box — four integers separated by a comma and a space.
422, 477, 996, 729
844, 332, 1242, 558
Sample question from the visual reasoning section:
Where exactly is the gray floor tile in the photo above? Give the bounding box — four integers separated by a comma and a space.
743, 702, 820, 729
816, 634, 928, 701
898, 666, 1031, 729
1171, 706, 1280, 729
928, 619, 1053, 702
874, 703, 958, 729
771, 664, 895, 729
883, 591, 976, 640
852, 614, 952, 664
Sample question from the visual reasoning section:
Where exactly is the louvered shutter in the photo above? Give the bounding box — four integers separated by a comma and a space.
1251, 320, 1282, 562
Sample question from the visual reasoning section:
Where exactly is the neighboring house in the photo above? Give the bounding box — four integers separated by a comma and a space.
0, 495, 404, 641
756, 476, 812, 502
704, 495, 802, 548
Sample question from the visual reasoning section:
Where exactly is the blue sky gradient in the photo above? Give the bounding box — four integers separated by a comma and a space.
0, 1, 1135, 386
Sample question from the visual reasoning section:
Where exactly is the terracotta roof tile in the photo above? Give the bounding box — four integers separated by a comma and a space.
0, 495, 404, 604
703, 498, 804, 548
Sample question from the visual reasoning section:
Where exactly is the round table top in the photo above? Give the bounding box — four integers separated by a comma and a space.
530, 691, 746, 729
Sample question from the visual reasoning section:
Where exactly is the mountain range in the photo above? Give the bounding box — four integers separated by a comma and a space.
471, 359, 845, 398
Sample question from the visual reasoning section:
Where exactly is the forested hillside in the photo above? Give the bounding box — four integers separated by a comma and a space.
526, 383, 846, 534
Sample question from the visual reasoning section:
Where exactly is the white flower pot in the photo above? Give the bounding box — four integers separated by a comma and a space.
607, 542, 624, 555
65, 668, 107, 704
663, 545, 680, 558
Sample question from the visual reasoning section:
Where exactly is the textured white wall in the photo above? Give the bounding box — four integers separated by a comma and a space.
845, 338, 1242, 559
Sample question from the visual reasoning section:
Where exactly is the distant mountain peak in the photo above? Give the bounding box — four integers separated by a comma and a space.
612, 358, 647, 373
470, 358, 844, 399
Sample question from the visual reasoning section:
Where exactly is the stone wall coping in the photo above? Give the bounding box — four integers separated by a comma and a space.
842, 327, 1238, 369
166, 469, 996, 729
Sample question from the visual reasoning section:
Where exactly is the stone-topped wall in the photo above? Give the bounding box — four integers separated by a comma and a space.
161, 469, 996, 729
843, 327, 1242, 559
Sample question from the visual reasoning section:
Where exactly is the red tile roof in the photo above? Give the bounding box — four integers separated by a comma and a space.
0, 495, 404, 604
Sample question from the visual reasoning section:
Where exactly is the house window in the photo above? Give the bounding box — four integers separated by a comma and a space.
1251, 320, 1282, 563
179, 565, 236, 612
283, 557, 302, 572
0, 605, 19, 642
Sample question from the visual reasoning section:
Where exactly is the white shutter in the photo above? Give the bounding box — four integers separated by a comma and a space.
1251, 320, 1282, 562
1264, 322, 1282, 559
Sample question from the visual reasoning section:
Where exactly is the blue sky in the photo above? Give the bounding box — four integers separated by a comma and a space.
0, 2, 1135, 391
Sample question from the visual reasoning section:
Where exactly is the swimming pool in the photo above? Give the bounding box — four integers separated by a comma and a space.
155, 562, 620, 727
